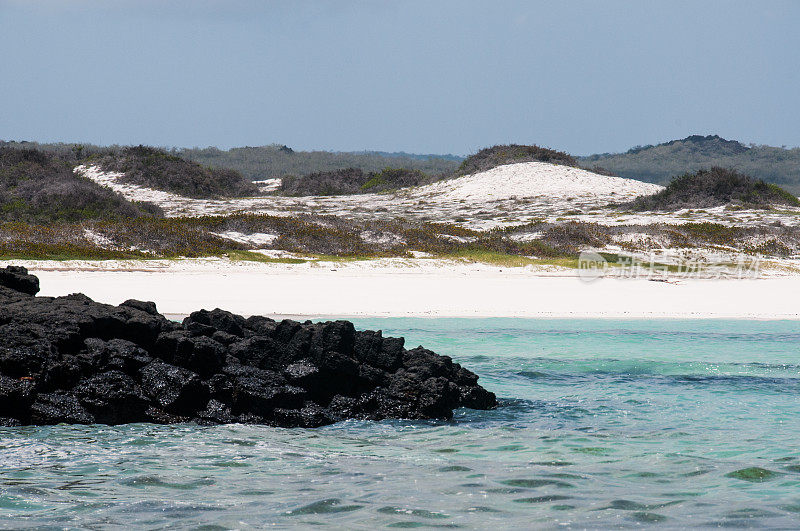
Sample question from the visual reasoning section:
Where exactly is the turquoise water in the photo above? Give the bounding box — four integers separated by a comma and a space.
2, 318, 800, 528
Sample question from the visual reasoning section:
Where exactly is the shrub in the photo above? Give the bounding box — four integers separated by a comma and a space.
0, 147, 163, 223
280, 167, 430, 196
541, 222, 611, 253
361, 168, 428, 192
97, 145, 259, 198
627, 167, 800, 211
280, 168, 367, 196
455, 144, 577, 176
178, 144, 461, 180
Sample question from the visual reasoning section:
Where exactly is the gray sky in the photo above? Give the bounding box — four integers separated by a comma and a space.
1, 0, 798, 155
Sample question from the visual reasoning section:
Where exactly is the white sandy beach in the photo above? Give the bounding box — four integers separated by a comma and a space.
12, 259, 800, 319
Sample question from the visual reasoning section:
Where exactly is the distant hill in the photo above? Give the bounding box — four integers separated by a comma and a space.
580, 135, 800, 194
359, 150, 463, 162
178, 145, 462, 181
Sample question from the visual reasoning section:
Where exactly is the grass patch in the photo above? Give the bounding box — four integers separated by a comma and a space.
224, 250, 308, 264
0, 242, 152, 261
438, 249, 579, 268
225, 250, 378, 264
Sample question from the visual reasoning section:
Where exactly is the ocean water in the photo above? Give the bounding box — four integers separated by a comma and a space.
2, 318, 800, 528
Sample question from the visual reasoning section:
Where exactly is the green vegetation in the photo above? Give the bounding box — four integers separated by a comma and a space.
279, 144, 582, 196
96, 145, 258, 198
280, 167, 431, 196
0, 147, 162, 223
9, 136, 800, 198
0, 214, 581, 261
179, 144, 461, 181
0, 241, 150, 261
456, 144, 577, 176
626, 167, 800, 211
0, 141, 462, 179
2, 212, 798, 263
225, 250, 308, 264
0, 140, 119, 162
0, 141, 460, 197
581, 135, 800, 194
438, 250, 579, 268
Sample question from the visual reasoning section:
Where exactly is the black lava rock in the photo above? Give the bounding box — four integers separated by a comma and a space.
0, 265, 39, 296
0, 266, 496, 427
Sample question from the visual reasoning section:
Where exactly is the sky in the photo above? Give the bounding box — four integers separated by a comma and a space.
1, 0, 799, 156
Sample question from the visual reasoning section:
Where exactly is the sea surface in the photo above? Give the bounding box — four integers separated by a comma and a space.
2, 318, 800, 529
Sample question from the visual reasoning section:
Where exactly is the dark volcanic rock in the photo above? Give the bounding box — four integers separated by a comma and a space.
140, 361, 208, 415
30, 393, 94, 424
0, 265, 39, 296
0, 266, 496, 427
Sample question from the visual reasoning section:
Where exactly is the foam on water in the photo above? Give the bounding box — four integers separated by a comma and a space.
2, 319, 800, 527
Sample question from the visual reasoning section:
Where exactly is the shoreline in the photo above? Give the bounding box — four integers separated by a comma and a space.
9, 258, 800, 320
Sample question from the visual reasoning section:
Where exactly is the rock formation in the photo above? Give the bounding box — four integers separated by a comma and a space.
0, 266, 496, 427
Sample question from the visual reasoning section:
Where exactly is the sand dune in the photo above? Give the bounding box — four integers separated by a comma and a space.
414, 162, 662, 202
75, 162, 800, 232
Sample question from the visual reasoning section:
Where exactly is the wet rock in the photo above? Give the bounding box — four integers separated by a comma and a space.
140, 361, 209, 415
30, 393, 94, 424
153, 330, 191, 363
231, 370, 306, 417
229, 337, 280, 369
172, 336, 226, 378
74, 371, 149, 424
83, 338, 152, 375
0, 375, 35, 419
0, 268, 496, 427
273, 403, 334, 428
206, 373, 233, 402
40, 357, 84, 392
283, 361, 320, 387
197, 399, 236, 424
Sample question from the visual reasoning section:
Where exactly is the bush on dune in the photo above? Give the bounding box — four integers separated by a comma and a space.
455, 144, 577, 176
627, 167, 800, 211
280, 168, 368, 196
0, 147, 162, 223
361, 167, 428, 192
280, 167, 430, 196
280, 144, 582, 196
97, 145, 259, 199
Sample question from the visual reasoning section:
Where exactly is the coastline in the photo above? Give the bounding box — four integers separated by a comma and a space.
9, 258, 800, 320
